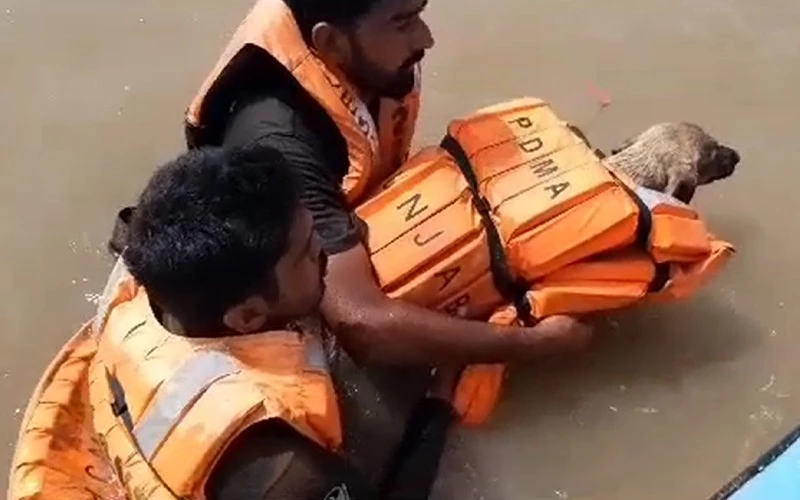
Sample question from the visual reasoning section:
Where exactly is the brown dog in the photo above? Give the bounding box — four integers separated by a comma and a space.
603, 122, 740, 204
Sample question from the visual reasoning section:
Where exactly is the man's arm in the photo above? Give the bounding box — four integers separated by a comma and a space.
223, 94, 592, 367
322, 244, 591, 365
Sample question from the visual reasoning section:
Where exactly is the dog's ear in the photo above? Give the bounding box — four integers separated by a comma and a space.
671, 182, 696, 204
665, 174, 697, 204
610, 136, 637, 155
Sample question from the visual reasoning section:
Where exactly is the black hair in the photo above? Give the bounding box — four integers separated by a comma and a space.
123, 144, 299, 329
284, 0, 383, 42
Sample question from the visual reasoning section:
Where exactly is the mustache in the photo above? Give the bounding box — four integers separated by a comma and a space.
402, 50, 426, 70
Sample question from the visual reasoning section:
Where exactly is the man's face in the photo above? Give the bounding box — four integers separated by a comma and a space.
345, 0, 434, 99
270, 207, 328, 319
223, 207, 328, 333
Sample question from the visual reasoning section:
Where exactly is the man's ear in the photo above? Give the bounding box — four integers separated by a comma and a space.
108, 206, 135, 257
223, 296, 271, 333
310, 22, 351, 66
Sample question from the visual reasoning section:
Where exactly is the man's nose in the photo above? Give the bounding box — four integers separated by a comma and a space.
416, 19, 435, 51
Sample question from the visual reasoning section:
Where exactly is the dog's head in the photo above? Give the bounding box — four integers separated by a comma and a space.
611, 122, 740, 189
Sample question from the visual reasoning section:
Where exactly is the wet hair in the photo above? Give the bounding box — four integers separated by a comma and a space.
124, 145, 299, 328
284, 0, 384, 42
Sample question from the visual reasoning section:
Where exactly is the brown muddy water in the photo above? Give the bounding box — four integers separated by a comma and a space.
2, 0, 799, 498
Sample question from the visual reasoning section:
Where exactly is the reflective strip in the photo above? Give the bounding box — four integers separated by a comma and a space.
304, 335, 329, 372
133, 351, 240, 460
292, 317, 331, 372
291, 317, 331, 372
635, 186, 689, 210
93, 256, 132, 336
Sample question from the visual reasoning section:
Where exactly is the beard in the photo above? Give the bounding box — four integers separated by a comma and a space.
381, 66, 417, 99
347, 42, 424, 100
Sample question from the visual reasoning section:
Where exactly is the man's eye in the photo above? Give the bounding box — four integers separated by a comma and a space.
396, 16, 416, 31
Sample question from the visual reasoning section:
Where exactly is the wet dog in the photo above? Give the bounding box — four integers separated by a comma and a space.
602, 122, 740, 204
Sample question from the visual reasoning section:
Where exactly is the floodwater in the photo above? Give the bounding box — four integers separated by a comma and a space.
1, 0, 799, 498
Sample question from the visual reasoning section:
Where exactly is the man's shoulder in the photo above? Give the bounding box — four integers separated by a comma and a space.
222, 87, 350, 181
224, 85, 343, 148
223, 89, 310, 144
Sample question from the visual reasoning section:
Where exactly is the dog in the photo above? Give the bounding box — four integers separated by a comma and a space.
602, 122, 740, 204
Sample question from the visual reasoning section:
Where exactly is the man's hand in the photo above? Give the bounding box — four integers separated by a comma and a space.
426, 317, 592, 403
522, 315, 594, 356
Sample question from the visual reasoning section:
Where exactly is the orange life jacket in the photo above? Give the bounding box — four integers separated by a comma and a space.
7, 321, 126, 500
6, 259, 419, 500
185, 0, 420, 205
355, 97, 735, 425
86, 261, 342, 499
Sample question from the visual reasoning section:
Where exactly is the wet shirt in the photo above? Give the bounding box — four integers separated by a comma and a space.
205, 398, 457, 500
222, 83, 363, 257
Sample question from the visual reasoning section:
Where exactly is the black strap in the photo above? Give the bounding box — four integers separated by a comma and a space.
378, 397, 456, 499
106, 369, 134, 431
439, 134, 533, 322
442, 131, 670, 308
604, 170, 670, 292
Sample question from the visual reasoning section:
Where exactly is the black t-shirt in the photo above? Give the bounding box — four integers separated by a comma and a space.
221, 84, 363, 256
206, 419, 372, 500
205, 400, 456, 500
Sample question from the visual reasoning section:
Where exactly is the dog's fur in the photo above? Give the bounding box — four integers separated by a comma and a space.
602, 122, 740, 204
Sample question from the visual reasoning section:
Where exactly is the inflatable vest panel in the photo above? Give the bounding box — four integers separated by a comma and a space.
357, 97, 733, 320
355, 97, 734, 425
7, 323, 126, 500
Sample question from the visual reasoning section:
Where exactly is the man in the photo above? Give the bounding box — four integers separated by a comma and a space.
183, 0, 592, 369
169, 0, 593, 485
99, 144, 454, 499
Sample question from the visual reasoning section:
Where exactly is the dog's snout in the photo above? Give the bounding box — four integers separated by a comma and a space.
719, 146, 740, 167
731, 149, 740, 166
708, 145, 740, 182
